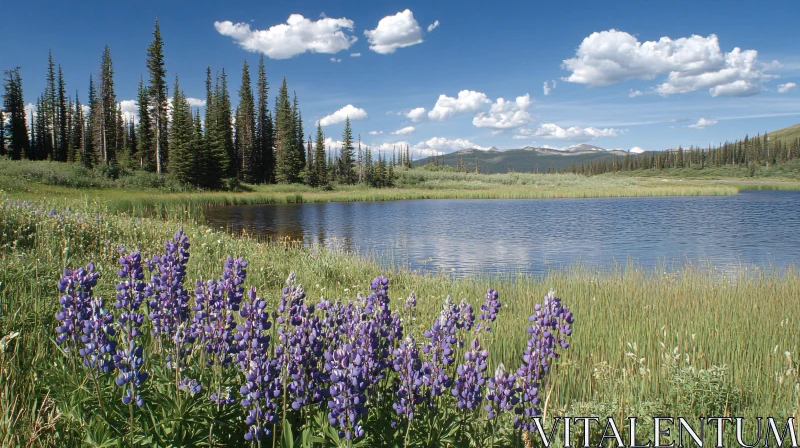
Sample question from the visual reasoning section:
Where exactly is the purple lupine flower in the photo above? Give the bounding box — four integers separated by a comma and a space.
79, 297, 117, 373
55, 263, 99, 348
235, 286, 279, 441
325, 344, 368, 440
147, 228, 191, 338
476, 288, 501, 332
113, 250, 148, 406
456, 299, 475, 334
421, 299, 458, 397
178, 377, 202, 397
392, 335, 426, 422
404, 291, 417, 308
485, 363, 518, 419
451, 338, 488, 411
514, 289, 574, 431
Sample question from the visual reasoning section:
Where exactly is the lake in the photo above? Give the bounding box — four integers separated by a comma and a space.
203, 190, 800, 277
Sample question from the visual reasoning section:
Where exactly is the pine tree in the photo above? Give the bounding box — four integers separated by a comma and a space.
217, 69, 235, 179
84, 75, 96, 167
136, 78, 154, 170
255, 55, 273, 184
202, 67, 227, 189
68, 91, 83, 163
274, 77, 295, 183
313, 122, 326, 187
339, 117, 355, 184
56, 65, 68, 161
293, 98, 306, 179
2, 68, 30, 160
43, 51, 56, 160
191, 109, 204, 187
168, 76, 194, 184
236, 59, 256, 183
0, 108, 5, 156
147, 19, 168, 174
93, 46, 117, 166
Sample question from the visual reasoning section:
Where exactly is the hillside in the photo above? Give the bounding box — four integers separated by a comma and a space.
769, 122, 800, 144
413, 146, 625, 173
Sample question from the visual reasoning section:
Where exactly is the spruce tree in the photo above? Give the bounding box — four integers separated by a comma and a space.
292, 99, 306, 179
2, 68, 30, 160
339, 117, 355, 184
84, 75, 96, 167
94, 46, 117, 166
168, 76, 194, 184
202, 67, 227, 189
255, 55, 273, 184
136, 78, 154, 170
0, 108, 5, 157
313, 123, 327, 187
274, 77, 295, 183
44, 51, 56, 160
56, 65, 68, 161
191, 109, 204, 187
68, 92, 83, 163
236, 59, 256, 183
147, 19, 168, 174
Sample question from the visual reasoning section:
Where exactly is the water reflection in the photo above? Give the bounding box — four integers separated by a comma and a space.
203, 191, 800, 277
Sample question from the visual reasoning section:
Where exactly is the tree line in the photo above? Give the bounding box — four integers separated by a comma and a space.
563, 133, 800, 176
1, 20, 413, 189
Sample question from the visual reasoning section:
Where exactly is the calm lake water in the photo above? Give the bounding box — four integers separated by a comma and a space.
203, 191, 800, 277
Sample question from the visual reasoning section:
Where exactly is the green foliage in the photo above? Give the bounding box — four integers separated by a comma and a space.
146, 19, 169, 175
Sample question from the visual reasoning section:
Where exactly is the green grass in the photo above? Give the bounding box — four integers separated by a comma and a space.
2, 194, 799, 445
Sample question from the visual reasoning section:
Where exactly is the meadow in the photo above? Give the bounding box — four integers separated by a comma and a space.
1, 160, 799, 447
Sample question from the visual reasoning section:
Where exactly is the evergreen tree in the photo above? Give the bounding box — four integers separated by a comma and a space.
93, 46, 117, 166
313, 122, 326, 187
68, 92, 83, 163
339, 117, 355, 184
0, 108, 5, 157
217, 69, 235, 179
274, 77, 296, 183
84, 75, 96, 167
147, 19, 168, 174
292, 98, 306, 178
136, 79, 154, 170
255, 55, 273, 184
202, 67, 227, 189
56, 65, 68, 161
168, 76, 194, 184
191, 109, 204, 187
43, 51, 56, 160
236, 59, 257, 182
2, 68, 30, 160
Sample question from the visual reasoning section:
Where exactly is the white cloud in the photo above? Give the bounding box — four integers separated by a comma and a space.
688, 117, 718, 129
323, 137, 344, 149
369, 130, 383, 135
562, 29, 777, 97
371, 141, 410, 154
628, 89, 643, 98
427, 20, 440, 32
777, 82, 797, 93
543, 81, 551, 96
364, 9, 424, 54
414, 137, 486, 153
186, 97, 207, 108
406, 107, 426, 122
214, 15, 357, 59
472, 94, 532, 130
351, 52, 361, 57
330, 57, 341, 63
520, 123, 623, 142
319, 104, 368, 126
392, 126, 415, 135
428, 90, 491, 121
119, 100, 138, 123
629, 146, 647, 153
25, 103, 35, 118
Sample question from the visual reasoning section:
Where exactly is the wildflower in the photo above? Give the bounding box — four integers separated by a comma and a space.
452, 338, 488, 410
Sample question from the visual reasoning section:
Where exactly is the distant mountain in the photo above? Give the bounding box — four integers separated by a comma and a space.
413, 146, 627, 173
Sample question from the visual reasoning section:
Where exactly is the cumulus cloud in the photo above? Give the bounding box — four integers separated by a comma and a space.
628, 89, 643, 98
214, 15, 357, 59
364, 9, 423, 54
406, 107, 426, 122
688, 117, 718, 129
414, 137, 486, 152
427, 20, 440, 32
543, 80, 556, 96
319, 104, 368, 126
392, 126, 415, 135
562, 29, 777, 97
186, 97, 207, 108
351, 52, 361, 57
629, 146, 647, 153
472, 94, 532, 130
119, 100, 138, 122
371, 141, 411, 154
369, 130, 383, 135
330, 57, 341, 63
323, 137, 345, 149
519, 123, 623, 142
25, 103, 35, 118
778, 82, 797, 93
428, 90, 491, 121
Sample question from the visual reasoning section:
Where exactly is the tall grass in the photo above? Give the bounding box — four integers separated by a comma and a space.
2, 197, 799, 445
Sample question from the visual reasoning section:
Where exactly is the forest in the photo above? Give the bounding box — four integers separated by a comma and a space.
1, 20, 411, 191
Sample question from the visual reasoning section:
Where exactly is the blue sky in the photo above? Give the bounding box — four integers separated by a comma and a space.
2, 0, 799, 158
